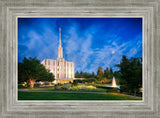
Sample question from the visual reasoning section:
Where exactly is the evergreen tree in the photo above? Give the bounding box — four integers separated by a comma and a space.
110, 67, 113, 75
97, 66, 103, 80
115, 55, 130, 85
115, 55, 142, 96
80, 71, 83, 76
104, 67, 110, 79
103, 67, 113, 79
75, 71, 81, 78
91, 72, 95, 78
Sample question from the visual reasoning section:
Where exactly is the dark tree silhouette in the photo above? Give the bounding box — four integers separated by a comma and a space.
115, 55, 142, 96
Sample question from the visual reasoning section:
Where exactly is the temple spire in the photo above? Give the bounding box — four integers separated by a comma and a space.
58, 27, 63, 58
59, 27, 61, 47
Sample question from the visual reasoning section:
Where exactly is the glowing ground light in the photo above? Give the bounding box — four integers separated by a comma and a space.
53, 80, 57, 84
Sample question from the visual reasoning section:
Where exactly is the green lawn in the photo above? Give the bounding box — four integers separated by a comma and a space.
18, 91, 142, 100
19, 87, 107, 92
19, 87, 54, 91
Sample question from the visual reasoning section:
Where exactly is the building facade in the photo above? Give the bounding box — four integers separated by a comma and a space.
41, 28, 74, 84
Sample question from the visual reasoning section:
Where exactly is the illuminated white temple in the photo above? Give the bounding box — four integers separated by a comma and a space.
41, 28, 74, 84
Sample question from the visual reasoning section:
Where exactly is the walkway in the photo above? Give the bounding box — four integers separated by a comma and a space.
18, 89, 107, 94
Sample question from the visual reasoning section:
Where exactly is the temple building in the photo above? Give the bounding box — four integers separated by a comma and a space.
41, 28, 74, 84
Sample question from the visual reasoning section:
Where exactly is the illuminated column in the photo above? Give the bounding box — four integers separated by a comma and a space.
62, 60, 65, 78
72, 63, 74, 78
69, 63, 71, 78
54, 60, 57, 79
66, 62, 68, 78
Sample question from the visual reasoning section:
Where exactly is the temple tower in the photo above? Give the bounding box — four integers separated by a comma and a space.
58, 27, 63, 58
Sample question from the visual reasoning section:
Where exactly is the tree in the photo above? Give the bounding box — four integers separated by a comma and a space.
91, 72, 95, 78
75, 71, 81, 78
18, 62, 27, 84
109, 67, 113, 75
115, 55, 142, 96
115, 55, 130, 85
127, 57, 142, 96
18, 57, 54, 88
104, 67, 111, 79
100, 77, 107, 84
97, 66, 103, 80
103, 67, 114, 79
75, 71, 97, 79
80, 71, 83, 76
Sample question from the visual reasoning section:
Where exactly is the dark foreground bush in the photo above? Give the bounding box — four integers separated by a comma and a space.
120, 85, 142, 97
120, 85, 128, 93
106, 88, 120, 93
96, 85, 120, 93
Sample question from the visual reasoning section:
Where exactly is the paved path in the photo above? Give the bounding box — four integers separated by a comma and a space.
18, 89, 107, 94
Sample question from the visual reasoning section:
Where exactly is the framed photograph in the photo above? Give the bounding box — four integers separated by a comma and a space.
18, 17, 143, 101
0, 0, 159, 118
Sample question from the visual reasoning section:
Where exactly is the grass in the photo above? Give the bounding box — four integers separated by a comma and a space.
19, 87, 54, 91
19, 87, 107, 92
18, 91, 142, 100
74, 88, 106, 92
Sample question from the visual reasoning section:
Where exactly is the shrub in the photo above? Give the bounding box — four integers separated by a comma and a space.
70, 85, 97, 91
34, 83, 40, 87
70, 86, 79, 91
73, 80, 83, 86
105, 79, 112, 84
77, 84, 86, 90
106, 88, 119, 93
18, 84, 26, 88
120, 85, 128, 93
96, 85, 119, 93
18, 82, 29, 88
61, 84, 71, 90
54, 84, 62, 90
86, 85, 96, 90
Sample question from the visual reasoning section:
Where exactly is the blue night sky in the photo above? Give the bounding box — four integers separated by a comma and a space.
18, 18, 142, 73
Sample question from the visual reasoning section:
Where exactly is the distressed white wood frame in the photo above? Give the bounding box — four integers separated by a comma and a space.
0, 0, 159, 118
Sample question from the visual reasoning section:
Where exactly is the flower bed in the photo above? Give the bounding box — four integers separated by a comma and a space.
53, 84, 96, 91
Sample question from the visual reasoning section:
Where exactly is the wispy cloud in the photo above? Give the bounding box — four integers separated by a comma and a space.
18, 18, 142, 73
